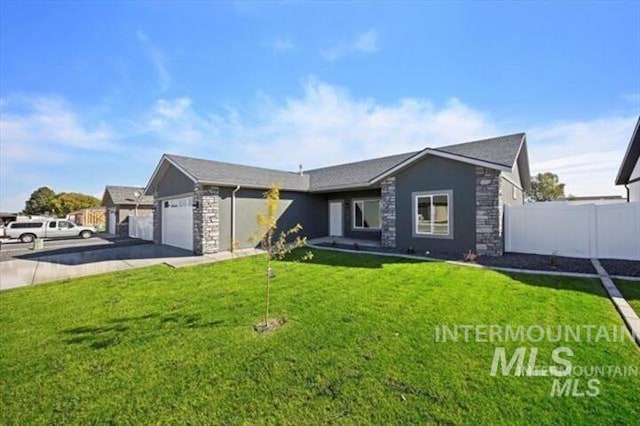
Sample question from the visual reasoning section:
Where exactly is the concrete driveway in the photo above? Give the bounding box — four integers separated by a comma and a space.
0, 243, 262, 291
0, 234, 145, 262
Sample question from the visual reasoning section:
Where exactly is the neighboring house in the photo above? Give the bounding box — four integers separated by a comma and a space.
0, 212, 18, 226
101, 186, 154, 236
542, 195, 626, 205
67, 207, 106, 231
144, 133, 530, 256
615, 117, 640, 202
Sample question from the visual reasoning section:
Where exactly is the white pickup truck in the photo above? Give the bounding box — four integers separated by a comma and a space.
3, 219, 96, 243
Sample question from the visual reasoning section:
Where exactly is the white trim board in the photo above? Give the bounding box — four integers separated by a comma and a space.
370, 148, 513, 184
144, 155, 198, 196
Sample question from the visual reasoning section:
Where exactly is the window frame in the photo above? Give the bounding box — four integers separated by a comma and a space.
58, 220, 75, 229
352, 198, 382, 230
412, 190, 454, 239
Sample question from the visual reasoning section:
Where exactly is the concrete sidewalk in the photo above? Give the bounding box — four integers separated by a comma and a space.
0, 244, 263, 291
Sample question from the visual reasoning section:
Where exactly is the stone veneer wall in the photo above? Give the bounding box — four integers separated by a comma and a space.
193, 185, 220, 255
380, 177, 397, 248
475, 167, 503, 256
153, 198, 162, 245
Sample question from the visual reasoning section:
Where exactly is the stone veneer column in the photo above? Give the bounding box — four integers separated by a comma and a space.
193, 185, 220, 255
475, 167, 503, 256
380, 177, 397, 248
153, 198, 162, 245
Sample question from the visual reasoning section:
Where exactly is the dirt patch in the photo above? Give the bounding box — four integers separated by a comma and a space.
253, 317, 285, 333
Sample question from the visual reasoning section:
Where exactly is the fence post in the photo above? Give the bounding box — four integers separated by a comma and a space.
588, 204, 597, 259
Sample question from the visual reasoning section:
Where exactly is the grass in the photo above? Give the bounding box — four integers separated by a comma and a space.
1, 249, 639, 424
616, 279, 640, 316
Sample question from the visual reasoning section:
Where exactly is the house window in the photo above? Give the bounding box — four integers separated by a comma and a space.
353, 199, 381, 229
414, 191, 452, 237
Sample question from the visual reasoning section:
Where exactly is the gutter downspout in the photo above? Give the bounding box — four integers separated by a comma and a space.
231, 185, 241, 252
625, 184, 630, 203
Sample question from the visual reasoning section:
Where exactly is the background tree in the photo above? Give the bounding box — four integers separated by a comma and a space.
253, 184, 312, 332
527, 172, 566, 202
23, 187, 56, 215
48, 193, 101, 216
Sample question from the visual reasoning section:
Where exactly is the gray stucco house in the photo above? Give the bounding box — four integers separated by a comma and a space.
101, 186, 154, 236
615, 117, 640, 202
144, 133, 530, 256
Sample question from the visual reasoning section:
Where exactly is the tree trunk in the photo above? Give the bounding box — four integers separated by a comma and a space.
265, 253, 271, 326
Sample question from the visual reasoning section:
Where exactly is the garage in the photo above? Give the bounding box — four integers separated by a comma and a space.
161, 196, 193, 251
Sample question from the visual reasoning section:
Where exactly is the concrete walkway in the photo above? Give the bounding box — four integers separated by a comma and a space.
591, 259, 640, 345
0, 245, 263, 291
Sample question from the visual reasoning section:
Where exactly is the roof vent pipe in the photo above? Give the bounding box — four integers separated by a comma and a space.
299, 164, 303, 176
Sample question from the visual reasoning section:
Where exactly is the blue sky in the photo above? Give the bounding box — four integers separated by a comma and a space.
1, 1, 639, 211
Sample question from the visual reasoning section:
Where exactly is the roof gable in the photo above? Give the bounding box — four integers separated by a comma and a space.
145, 154, 309, 194
144, 132, 531, 194
615, 117, 640, 185
103, 186, 153, 206
368, 134, 528, 186
435, 133, 525, 169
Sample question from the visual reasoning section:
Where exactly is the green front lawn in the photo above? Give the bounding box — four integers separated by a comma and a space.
1, 250, 639, 424
616, 279, 640, 316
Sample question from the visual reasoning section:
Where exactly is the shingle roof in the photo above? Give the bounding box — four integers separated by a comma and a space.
306, 152, 418, 191
104, 186, 154, 205
434, 133, 525, 169
153, 133, 527, 193
166, 154, 310, 191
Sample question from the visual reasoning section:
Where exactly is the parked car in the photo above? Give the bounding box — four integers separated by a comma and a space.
3, 219, 96, 243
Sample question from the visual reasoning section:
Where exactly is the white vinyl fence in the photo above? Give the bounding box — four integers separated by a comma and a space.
128, 215, 154, 241
505, 202, 640, 260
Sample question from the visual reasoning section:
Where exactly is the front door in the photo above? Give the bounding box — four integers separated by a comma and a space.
329, 201, 343, 236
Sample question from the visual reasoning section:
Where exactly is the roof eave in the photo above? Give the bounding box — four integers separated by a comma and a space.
144, 155, 198, 196
514, 134, 532, 191
308, 182, 374, 193
615, 117, 640, 185
198, 180, 309, 192
368, 148, 512, 185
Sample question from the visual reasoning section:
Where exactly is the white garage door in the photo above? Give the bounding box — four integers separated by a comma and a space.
162, 196, 193, 251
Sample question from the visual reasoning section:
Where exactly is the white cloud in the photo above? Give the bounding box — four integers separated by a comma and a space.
528, 116, 636, 196
143, 97, 220, 147
0, 96, 121, 211
0, 96, 117, 171
2, 80, 636, 211
154, 79, 633, 197
136, 29, 170, 91
321, 30, 379, 62
353, 30, 379, 52
267, 37, 295, 52
226, 79, 496, 170
622, 92, 640, 104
